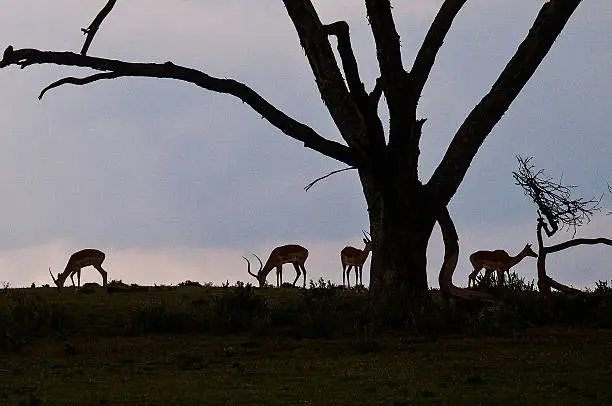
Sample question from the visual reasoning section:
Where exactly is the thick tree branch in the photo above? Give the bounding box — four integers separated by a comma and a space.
1, 47, 358, 166
80, 0, 118, 55
427, 0, 582, 207
282, 0, 371, 159
365, 0, 404, 90
410, 0, 467, 101
544, 237, 612, 254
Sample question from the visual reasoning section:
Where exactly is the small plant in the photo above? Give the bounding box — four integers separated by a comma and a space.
594, 280, 612, 295
471, 271, 536, 297
178, 280, 202, 287
309, 277, 336, 290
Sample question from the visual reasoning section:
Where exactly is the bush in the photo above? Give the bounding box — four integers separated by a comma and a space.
0, 288, 73, 350
594, 280, 612, 295
5, 276, 612, 345
210, 283, 269, 333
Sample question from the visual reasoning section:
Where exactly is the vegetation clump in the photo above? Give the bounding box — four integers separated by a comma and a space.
2, 275, 612, 351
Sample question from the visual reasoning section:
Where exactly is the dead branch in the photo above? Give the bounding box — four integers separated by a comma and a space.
514, 155, 601, 237
0, 46, 359, 166
39, 72, 121, 99
304, 166, 355, 192
545, 237, 612, 254
427, 0, 582, 207
80, 0, 118, 55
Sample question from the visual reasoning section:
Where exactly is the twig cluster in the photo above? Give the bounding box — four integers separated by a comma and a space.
513, 155, 601, 236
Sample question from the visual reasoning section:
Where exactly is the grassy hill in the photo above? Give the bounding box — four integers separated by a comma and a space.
1, 280, 612, 405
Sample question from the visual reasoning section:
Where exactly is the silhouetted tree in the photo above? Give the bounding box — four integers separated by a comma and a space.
513, 156, 612, 295
0, 1, 586, 299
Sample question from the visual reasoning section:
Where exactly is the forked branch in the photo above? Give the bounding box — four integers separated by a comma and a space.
0, 47, 359, 166
80, 0, 118, 55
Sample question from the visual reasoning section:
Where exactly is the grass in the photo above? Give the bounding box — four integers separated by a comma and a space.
1, 280, 612, 405
2, 329, 612, 405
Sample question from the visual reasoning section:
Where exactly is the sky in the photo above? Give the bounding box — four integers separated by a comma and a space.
0, 1, 610, 289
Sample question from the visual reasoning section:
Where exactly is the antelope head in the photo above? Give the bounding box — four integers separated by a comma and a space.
49, 267, 64, 292
243, 254, 266, 287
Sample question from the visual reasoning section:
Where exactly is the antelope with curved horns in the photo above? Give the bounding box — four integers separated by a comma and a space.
243, 244, 309, 288
49, 249, 108, 291
340, 231, 372, 287
468, 243, 538, 287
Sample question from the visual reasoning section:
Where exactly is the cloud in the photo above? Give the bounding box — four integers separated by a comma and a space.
0, 2, 610, 288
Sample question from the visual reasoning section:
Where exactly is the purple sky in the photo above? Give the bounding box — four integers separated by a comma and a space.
0, 1, 610, 288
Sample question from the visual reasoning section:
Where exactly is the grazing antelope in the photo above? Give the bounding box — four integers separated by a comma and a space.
341, 231, 372, 287
49, 249, 108, 291
468, 243, 538, 287
243, 244, 309, 288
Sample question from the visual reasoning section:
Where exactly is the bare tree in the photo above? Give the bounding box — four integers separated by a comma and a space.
0, 1, 585, 298
513, 156, 612, 295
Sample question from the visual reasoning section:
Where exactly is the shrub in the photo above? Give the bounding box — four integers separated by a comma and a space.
594, 280, 612, 295
0, 289, 73, 350
178, 280, 202, 287
210, 283, 269, 333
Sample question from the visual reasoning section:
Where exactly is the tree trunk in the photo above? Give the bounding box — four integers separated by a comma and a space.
359, 168, 436, 298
